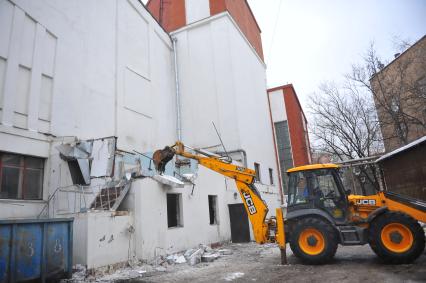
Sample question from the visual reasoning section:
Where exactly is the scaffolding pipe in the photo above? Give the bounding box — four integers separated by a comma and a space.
172, 37, 182, 141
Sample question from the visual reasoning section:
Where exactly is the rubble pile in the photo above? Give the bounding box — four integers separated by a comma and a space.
65, 243, 233, 282
156, 243, 233, 267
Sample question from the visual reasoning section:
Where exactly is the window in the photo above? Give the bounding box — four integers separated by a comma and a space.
167, 193, 183, 228
287, 169, 345, 220
254, 163, 261, 183
301, 114, 307, 132
0, 152, 44, 200
269, 168, 274, 185
208, 195, 218, 225
274, 121, 294, 193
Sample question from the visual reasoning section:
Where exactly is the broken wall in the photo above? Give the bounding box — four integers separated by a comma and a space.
72, 211, 134, 269
121, 167, 240, 260
0, 0, 176, 221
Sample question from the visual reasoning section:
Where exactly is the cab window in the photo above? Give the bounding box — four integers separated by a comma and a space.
288, 172, 310, 205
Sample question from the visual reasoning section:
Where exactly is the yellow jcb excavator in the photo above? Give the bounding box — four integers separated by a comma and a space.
154, 141, 426, 264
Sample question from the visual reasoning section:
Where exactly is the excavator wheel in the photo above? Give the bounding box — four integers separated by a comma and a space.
289, 217, 338, 264
369, 211, 425, 264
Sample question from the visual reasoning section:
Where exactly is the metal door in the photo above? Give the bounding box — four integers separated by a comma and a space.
228, 203, 250, 243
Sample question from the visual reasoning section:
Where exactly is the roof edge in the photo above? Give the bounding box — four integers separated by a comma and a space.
170, 11, 266, 67
376, 136, 426, 163
267, 83, 307, 122
287, 163, 339, 173
370, 35, 426, 81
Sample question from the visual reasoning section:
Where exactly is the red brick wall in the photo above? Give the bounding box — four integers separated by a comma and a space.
209, 0, 227, 14
210, 0, 264, 60
146, 0, 186, 32
282, 85, 311, 166
146, 0, 264, 60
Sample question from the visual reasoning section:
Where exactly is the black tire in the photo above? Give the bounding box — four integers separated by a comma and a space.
289, 217, 338, 264
369, 212, 425, 264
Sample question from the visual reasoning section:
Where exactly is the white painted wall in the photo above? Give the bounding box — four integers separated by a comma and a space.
72, 211, 133, 269
0, 0, 282, 269
185, 0, 210, 24
0, 0, 176, 219
269, 89, 287, 122
115, 0, 176, 152
121, 168, 240, 260
172, 13, 282, 214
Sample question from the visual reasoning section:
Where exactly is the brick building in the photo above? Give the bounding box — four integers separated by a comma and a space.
147, 0, 264, 60
370, 35, 426, 152
267, 84, 312, 194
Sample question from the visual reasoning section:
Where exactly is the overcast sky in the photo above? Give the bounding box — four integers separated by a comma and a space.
142, 0, 426, 110
247, 0, 426, 109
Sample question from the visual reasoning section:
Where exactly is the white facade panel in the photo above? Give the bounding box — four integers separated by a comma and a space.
121, 2, 150, 79
41, 31, 57, 77
0, 0, 14, 58
269, 89, 287, 122
15, 65, 30, 115
0, 57, 6, 109
19, 14, 36, 69
39, 74, 53, 121
124, 67, 152, 118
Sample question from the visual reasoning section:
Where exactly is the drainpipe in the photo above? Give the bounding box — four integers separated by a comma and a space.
172, 37, 182, 141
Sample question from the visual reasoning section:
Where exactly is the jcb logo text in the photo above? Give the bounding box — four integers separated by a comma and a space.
356, 199, 376, 205
242, 192, 257, 215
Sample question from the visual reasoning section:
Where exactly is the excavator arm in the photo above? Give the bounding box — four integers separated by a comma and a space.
153, 141, 286, 263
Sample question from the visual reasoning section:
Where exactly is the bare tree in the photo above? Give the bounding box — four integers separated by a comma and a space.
308, 37, 426, 193
308, 81, 383, 194
348, 41, 426, 148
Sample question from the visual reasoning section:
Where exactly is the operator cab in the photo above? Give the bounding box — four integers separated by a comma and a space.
287, 164, 349, 223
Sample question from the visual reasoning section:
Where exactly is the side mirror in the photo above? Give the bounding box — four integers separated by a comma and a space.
345, 189, 352, 195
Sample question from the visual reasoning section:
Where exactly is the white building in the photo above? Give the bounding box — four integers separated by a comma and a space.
0, 0, 281, 269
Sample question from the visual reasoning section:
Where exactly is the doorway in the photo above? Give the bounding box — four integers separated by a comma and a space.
228, 203, 250, 243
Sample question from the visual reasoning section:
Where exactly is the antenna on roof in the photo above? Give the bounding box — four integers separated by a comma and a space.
212, 122, 232, 163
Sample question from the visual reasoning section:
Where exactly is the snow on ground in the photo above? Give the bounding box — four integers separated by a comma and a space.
63, 242, 426, 283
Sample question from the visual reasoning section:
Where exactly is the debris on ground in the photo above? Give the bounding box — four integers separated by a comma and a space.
201, 253, 220, 262
166, 254, 187, 264
188, 248, 205, 266
218, 249, 233, 255
68, 264, 87, 282
224, 272, 245, 281
93, 266, 149, 282
64, 242, 229, 282
63, 242, 426, 282
155, 266, 166, 272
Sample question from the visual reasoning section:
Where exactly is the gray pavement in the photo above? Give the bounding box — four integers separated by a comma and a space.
121, 242, 426, 283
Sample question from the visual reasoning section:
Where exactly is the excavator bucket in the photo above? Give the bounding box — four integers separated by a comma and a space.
152, 146, 175, 174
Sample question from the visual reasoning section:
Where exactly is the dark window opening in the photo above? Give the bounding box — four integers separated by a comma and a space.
167, 193, 182, 228
254, 163, 261, 182
269, 168, 274, 185
208, 195, 218, 225
0, 152, 44, 200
